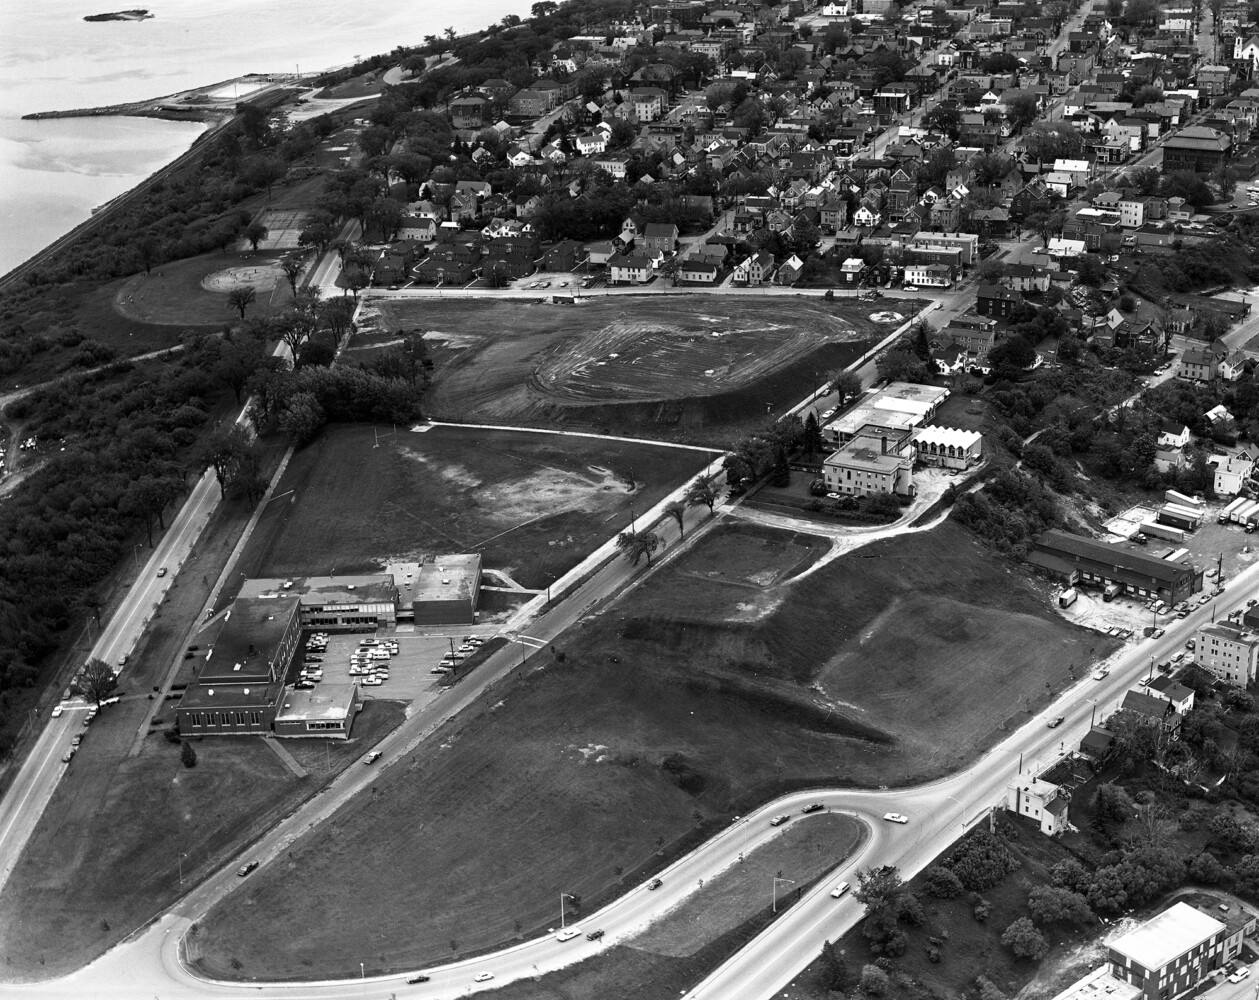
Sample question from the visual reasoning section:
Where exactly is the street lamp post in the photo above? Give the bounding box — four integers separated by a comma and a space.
772, 876, 796, 913
946, 794, 966, 831
560, 891, 576, 928
179, 852, 188, 885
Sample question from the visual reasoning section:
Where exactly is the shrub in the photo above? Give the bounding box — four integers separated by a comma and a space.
977, 976, 1007, 1000
860, 965, 890, 996
1001, 917, 1049, 960
181, 740, 197, 768
943, 830, 1020, 891
923, 865, 965, 899
973, 896, 992, 922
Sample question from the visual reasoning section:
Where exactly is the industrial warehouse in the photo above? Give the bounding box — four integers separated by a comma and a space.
1027, 529, 1204, 607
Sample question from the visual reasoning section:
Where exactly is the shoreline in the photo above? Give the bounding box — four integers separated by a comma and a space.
21, 73, 300, 123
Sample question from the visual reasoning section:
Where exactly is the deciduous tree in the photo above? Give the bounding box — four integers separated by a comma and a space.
78, 658, 119, 707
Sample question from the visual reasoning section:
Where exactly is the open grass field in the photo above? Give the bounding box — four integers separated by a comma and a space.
232, 424, 716, 590
0, 697, 405, 980
193, 519, 1114, 978
111, 249, 300, 327
353, 296, 900, 445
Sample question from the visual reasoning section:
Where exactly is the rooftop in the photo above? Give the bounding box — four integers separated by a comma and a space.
201, 596, 300, 685
241, 576, 397, 607
274, 683, 359, 724
1109, 901, 1222, 967
412, 554, 482, 605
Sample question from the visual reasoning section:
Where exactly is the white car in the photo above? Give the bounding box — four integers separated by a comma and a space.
51, 706, 63, 718
1229, 969, 1251, 984
474, 972, 495, 982
820, 408, 836, 420
1093, 668, 1110, 680
831, 881, 851, 898
883, 813, 909, 824
555, 927, 581, 941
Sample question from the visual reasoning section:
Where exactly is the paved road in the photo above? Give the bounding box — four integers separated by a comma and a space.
15, 544, 1254, 999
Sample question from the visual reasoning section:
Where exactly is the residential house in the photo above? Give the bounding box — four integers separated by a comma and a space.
1180, 348, 1219, 382
840, 257, 866, 285
1221, 350, 1248, 381
1119, 690, 1183, 738
1005, 771, 1070, 836
904, 263, 956, 287
1208, 450, 1255, 497
1003, 263, 1050, 293
641, 222, 678, 255
1157, 422, 1191, 450
774, 254, 805, 285
678, 260, 719, 284
977, 283, 1022, 318
607, 253, 653, 284
450, 94, 488, 130
1195, 620, 1259, 686
576, 132, 607, 155
734, 251, 775, 285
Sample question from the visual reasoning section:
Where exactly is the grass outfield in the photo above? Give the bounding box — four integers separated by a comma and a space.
353, 296, 896, 446
192, 520, 1115, 978
0, 699, 405, 980
233, 424, 716, 590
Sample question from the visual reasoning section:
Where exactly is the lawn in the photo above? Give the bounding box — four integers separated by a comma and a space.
352, 296, 902, 446
0, 699, 404, 979
231, 423, 717, 591
441, 814, 864, 1000
192, 520, 1114, 979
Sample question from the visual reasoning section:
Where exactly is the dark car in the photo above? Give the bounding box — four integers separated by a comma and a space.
1047, 716, 1065, 728
237, 861, 259, 877
586, 929, 605, 941
407, 975, 430, 984
801, 803, 824, 814
648, 878, 663, 890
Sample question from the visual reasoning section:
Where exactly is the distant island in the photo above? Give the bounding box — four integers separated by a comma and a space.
83, 9, 152, 21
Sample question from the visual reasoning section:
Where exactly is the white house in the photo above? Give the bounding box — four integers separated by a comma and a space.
904, 263, 954, 288
1208, 450, 1255, 497
607, 252, 653, 284
1053, 158, 1092, 187
1005, 773, 1069, 836
1157, 422, 1191, 449
575, 132, 607, 155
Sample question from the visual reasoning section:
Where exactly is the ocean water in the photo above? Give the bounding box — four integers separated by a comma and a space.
0, 0, 534, 275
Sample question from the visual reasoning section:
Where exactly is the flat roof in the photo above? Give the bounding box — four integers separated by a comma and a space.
179, 681, 279, 711
202, 596, 300, 684
1047, 967, 1141, 1000
1110, 902, 1222, 967
241, 575, 397, 606
1033, 529, 1197, 583
274, 684, 358, 723
413, 554, 482, 604
828, 404, 924, 436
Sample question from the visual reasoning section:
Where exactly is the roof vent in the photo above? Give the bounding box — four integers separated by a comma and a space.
348, 584, 356, 590
243, 688, 250, 695
442, 578, 450, 585
207, 688, 215, 696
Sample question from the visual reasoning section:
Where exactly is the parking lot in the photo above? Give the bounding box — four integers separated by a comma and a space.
299, 627, 497, 707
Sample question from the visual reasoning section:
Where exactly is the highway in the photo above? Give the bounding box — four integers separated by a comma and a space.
11, 547, 1255, 1000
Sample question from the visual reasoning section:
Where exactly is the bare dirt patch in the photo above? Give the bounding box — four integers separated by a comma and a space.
200, 261, 284, 293
112, 250, 297, 326
230, 424, 715, 592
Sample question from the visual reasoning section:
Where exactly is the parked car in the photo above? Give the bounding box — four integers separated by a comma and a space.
364, 751, 382, 764
474, 972, 495, 983
555, 928, 581, 941
1230, 969, 1251, 984
61, 749, 75, 763
237, 861, 259, 877
1093, 668, 1110, 680
648, 878, 663, 889
51, 705, 63, 718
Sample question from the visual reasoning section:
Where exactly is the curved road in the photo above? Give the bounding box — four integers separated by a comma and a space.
10, 542, 1253, 1000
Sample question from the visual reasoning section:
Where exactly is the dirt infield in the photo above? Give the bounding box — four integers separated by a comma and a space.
200, 261, 284, 293
353, 296, 896, 444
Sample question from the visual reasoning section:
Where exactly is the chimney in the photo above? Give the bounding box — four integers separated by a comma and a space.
881, 436, 887, 455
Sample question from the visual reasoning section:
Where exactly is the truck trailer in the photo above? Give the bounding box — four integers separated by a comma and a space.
1165, 489, 1204, 511
1140, 521, 1187, 542
1234, 500, 1259, 525
1059, 588, 1078, 608
1221, 497, 1248, 523
1158, 510, 1199, 532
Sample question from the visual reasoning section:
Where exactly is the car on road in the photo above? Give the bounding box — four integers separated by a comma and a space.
883, 812, 909, 824
648, 878, 663, 889
51, 705, 63, 718
555, 927, 581, 941
237, 861, 259, 877
156, 567, 167, 577
1047, 716, 1065, 728
586, 929, 605, 940
821, 408, 836, 420
831, 881, 851, 898
801, 803, 824, 814
1093, 668, 1110, 680
1186, 639, 1196, 649
1229, 969, 1251, 984
769, 814, 790, 826
406, 975, 430, 984
61, 749, 75, 763
458, 643, 475, 653
466, 636, 484, 646
474, 972, 495, 982
364, 751, 382, 764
